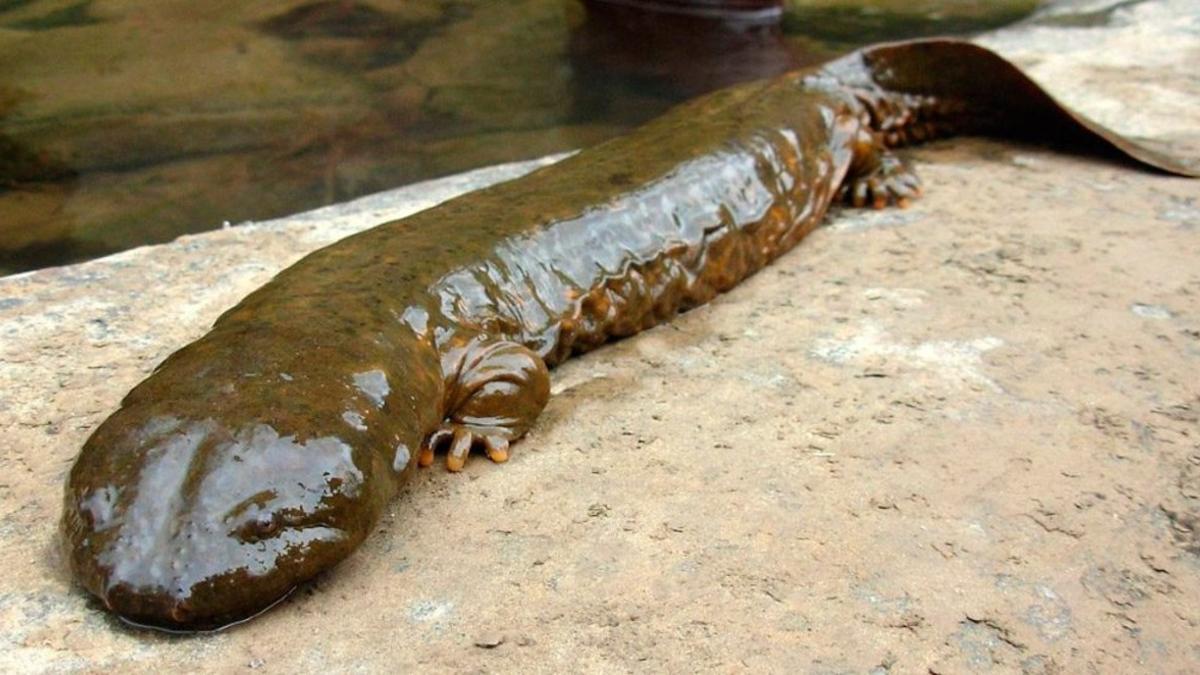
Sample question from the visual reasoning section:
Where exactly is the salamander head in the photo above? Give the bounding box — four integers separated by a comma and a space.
61, 412, 383, 631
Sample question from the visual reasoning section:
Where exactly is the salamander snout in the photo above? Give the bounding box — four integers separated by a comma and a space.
63, 415, 369, 631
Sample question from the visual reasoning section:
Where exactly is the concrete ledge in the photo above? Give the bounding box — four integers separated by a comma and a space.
2, 0, 1199, 671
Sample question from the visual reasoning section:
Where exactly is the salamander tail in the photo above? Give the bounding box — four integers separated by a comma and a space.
835, 38, 1199, 177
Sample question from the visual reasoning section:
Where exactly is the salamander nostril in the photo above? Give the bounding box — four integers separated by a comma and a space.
169, 600, 193, 624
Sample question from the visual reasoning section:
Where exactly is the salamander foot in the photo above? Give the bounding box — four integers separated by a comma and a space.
839, 150, 922, 209
421, 337, 550, 472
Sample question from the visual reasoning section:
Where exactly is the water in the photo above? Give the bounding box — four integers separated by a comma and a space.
0, 0, 1039, 275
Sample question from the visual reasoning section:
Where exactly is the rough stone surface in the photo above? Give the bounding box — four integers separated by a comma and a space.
2, 1, 1199, 672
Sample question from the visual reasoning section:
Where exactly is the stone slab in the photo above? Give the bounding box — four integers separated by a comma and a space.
2, 1, 1199, 671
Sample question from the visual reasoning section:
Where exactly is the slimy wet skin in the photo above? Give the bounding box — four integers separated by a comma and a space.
60, 39, 1198, 632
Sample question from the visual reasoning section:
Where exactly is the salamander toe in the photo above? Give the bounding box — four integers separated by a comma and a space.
422, 423, 514, 472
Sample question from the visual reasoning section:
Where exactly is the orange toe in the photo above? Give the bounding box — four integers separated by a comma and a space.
418, 446, 435, 467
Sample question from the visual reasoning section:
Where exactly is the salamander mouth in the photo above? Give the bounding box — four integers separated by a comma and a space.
106, 585, 300, 634
86, 522, 353, 632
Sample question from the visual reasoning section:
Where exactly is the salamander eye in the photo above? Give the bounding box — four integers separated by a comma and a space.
235, 513, 283, 542
253, 516, 280, 537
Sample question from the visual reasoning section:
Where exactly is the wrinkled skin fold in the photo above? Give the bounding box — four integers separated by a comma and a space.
60, 38, 1198, 632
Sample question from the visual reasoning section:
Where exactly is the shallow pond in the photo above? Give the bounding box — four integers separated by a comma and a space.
0, 0, 1040, 274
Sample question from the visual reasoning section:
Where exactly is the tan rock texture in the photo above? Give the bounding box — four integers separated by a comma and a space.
2, 0, 1199, 672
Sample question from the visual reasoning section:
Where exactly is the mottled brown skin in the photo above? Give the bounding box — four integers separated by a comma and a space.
60, 39, 1198, 632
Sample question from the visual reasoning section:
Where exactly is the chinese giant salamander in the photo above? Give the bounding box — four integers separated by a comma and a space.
61, 38, 1198, 632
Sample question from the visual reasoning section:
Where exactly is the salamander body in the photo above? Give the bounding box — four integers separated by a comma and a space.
61, 39, 1198, 631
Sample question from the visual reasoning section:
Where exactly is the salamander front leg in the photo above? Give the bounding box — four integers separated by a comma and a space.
839, 130, 923, 209
421, 338, 551, 472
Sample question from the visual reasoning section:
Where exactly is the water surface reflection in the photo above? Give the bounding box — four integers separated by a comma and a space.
0, 0, 1038, 274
